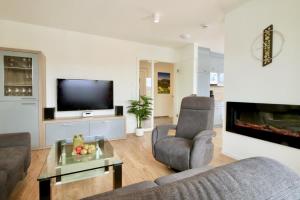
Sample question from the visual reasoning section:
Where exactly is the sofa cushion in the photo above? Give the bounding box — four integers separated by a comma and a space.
82, 181, 158, 200
154, 137, 192, 171
155, 165, 212, 185
0, 170, 7, 200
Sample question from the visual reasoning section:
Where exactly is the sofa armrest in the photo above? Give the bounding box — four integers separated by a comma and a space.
190, 130, 215, 168
0, 132, 31, 148
152, 124, 176, 157
0, 170, 7, 200
0, 132, 31, 171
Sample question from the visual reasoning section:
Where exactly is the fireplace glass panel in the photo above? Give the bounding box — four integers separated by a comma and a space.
226, 102, 300, 149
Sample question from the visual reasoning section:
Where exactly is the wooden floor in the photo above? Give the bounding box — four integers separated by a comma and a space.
154, 116, 173, 126
10, 128, 234, 200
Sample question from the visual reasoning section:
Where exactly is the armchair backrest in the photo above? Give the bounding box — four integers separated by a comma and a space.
176, 96, 214, 140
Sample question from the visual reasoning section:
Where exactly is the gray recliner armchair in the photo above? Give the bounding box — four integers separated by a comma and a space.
152, 96, 215, 171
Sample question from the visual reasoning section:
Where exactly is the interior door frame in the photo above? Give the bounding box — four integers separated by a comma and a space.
137, 58, 155, 131
137, 58, 176, 131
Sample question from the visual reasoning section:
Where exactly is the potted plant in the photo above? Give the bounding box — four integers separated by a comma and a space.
127, 95, 153, 136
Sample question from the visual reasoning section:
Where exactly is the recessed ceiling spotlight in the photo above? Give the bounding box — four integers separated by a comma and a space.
200, 24, 209, 29
153, 13, 160, 24
179, 33, 191, 40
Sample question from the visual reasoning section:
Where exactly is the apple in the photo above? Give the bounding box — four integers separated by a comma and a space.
80, 149, 88, 155
76, 146, 82, 154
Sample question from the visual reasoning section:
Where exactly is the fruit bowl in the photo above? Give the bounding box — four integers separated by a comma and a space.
72, 144, 96, 155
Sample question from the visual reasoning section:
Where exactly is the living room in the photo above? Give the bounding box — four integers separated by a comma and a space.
0, 0, 300, 199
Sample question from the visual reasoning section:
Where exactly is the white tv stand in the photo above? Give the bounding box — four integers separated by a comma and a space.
43, 115, 126, 147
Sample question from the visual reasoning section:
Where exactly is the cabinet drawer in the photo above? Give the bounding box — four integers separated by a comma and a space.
45, 121, 89, 146
90, 119, 125, 140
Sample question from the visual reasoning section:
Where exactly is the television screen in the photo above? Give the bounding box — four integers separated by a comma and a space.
57, 79, 113, 111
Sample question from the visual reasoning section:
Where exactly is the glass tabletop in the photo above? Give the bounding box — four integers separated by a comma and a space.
38, 136, 122, 181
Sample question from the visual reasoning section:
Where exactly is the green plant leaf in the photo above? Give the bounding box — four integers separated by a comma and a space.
127, 95, 153, 128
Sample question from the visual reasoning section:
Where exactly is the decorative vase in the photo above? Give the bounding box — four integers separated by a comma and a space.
135, 128, 144, 137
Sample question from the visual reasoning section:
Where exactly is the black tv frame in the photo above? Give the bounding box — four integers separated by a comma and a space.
57, 78, 114, 111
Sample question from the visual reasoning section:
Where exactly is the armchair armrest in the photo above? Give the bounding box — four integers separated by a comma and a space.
190, 130, 216, 168
0, 132, 31, 148
193, 130, 216, 141
152, 124, 176, 157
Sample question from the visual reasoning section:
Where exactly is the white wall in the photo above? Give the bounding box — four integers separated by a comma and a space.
174, 44, 198, 123
154, 62, 174, 117
0, 20, 177, 133
223, 0, 300, 173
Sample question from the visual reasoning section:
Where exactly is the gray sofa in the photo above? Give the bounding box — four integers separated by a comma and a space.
152, 96, 215, 171
0, 132, 31, 200
83, 157, 300, 200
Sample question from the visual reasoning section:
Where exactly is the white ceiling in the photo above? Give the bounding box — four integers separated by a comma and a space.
0, 0, 249, 52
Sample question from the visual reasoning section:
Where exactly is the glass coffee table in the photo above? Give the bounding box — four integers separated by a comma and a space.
37, 136, 122, 200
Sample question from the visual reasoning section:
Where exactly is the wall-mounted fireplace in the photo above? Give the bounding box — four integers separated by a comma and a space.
226, 102, 300, 149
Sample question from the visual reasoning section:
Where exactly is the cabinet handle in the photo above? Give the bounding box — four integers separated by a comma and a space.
62, 124, 72, 126
21, 97, 37, 100
21, 102, 36, 105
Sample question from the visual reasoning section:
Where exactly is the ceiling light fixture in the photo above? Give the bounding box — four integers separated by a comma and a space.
179, 33, 191, 40
200, 24, 209, 29
153, 13, 160, 24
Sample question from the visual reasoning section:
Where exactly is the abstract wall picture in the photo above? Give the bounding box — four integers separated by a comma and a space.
158, 72, 170, 94
263, 24, 273, 66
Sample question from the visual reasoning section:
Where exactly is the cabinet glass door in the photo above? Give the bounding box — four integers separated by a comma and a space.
4, 55, 33, 96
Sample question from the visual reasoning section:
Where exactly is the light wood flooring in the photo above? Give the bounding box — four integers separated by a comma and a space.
10, 128, 234, 200
154, 116, 173, 126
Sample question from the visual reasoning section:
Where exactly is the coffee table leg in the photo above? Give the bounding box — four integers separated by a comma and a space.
113, 164, 122, 189
39, 178, 51, 200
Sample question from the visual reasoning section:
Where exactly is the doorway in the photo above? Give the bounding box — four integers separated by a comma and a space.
153, 62, 175, 127
138, 60, 175, 129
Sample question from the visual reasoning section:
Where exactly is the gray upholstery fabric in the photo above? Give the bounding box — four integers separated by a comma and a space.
0, 132, 31, 199
82, 181, 158, 200
82, 157, 300, 200
176, 97, 214, 139
151, 124, 176, 157
152, 96, 215, 170
0, 156, 24, 195
154, 165, 212, 186
0, 170, 7, 200
0, 132, 31, 171
154, 137, 192, 171
190, 130, 215, 168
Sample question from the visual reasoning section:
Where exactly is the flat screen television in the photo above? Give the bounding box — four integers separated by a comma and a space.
57, 79, 113, 111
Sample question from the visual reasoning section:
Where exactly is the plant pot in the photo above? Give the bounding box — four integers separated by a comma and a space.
135, 128, 144, 137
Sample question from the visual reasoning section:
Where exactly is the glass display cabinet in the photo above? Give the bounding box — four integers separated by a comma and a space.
4, 55, 33, 96
0, 51, 38, 100
0, 50, 40, 147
